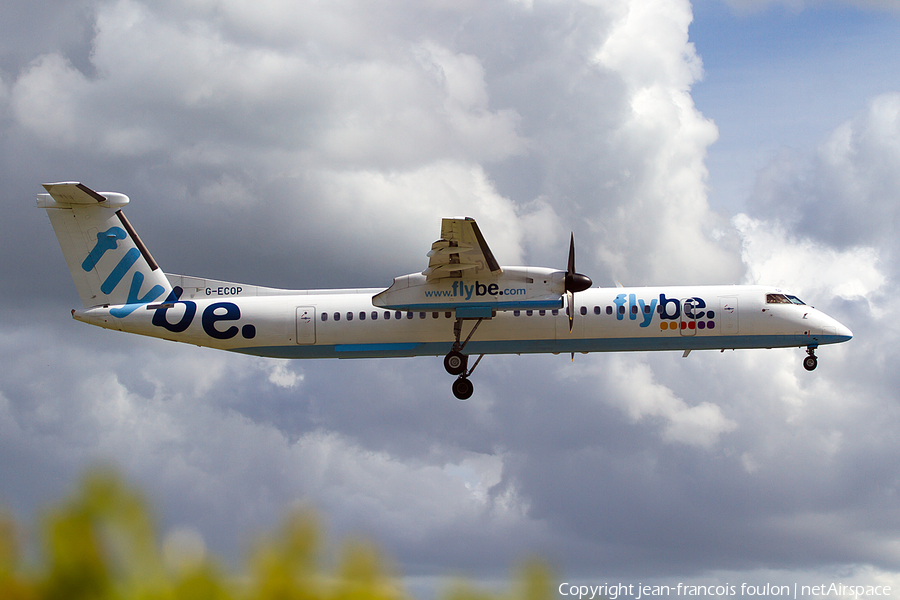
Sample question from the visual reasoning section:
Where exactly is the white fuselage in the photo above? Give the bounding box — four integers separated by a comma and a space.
36, 183, 853, 400
73, 278, 852, 360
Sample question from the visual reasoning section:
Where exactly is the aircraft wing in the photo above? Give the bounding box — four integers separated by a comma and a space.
423, 217, 502, 281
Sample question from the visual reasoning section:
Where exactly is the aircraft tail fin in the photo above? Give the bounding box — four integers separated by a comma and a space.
38, 182, 173, 315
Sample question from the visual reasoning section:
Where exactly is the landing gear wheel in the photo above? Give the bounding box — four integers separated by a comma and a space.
452, 376, 474, 400
803, 354, 818, 371
444, 350, 468, 375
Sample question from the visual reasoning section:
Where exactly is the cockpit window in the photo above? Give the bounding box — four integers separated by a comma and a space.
766, 293, 792, 304
766, 293, 806, 305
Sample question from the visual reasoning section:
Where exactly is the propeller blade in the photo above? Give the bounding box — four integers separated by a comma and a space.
563, 232, 592, 333
568, 232, 576, 275
564, 233, 592, 294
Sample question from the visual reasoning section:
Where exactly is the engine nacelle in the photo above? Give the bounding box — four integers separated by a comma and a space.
372, 267, 565, 315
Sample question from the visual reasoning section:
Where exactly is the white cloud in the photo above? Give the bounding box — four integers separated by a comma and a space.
264, 361, 304, 389
588, 0, 741, 284
734, 213, 886, 301
747, 93, 900, 250
296, 162, 525, 270
11, 54, 88, 148
568, 356, 738, 448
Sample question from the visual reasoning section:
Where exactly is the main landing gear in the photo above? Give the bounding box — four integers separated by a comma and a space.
803, 345, 818, 371
445, 318, 485, 400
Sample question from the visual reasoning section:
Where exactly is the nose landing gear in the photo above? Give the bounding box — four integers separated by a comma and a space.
803, 345, 818, 371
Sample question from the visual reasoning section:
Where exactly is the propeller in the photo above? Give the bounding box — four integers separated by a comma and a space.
564, 232, 593, 332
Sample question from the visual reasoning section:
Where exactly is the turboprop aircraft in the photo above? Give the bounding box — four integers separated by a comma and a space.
38, 182, 853, 399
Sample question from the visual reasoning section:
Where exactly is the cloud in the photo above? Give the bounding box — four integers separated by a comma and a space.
748, 93, 900, 252
590, 0, 740, 285
5, 0, 900, 592
567, 356, 738, 448
5, 0, 740, 292
734, 214, 886, 301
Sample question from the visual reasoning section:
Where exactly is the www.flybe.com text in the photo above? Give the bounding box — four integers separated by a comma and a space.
424, 281, 527, 300
557, 582, 892, 600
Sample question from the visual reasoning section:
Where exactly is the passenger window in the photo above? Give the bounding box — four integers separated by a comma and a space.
631, 305, 638, 314
514, 310, 520, 317
395, 311, 402, 319
594, 306, 601, 315
371, 311, 378, 320
406, 312, 413, 319
580, 306, 587, 315
445, 312, 452, 318
347, 312, 353, 321
526, 310, 533, 316
419, 312, 426, 319
432, 312, 439, 319
552, 309, 559, 316
539, 310, 546, 316
321, 313, 328, 322
359, 311, 366, 320
334, 312, 340, 321
644, 305, 651, 314
606, 306, 612, 315
619, 306, 626, 315
384, 311, 391, 320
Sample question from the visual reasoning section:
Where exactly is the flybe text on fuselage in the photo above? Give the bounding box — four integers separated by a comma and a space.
612, 293, 717, 330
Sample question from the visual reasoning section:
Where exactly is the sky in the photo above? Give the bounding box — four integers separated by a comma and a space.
1, 0, 900, 597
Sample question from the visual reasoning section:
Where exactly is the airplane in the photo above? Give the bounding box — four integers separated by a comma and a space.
38, 182, 853, 400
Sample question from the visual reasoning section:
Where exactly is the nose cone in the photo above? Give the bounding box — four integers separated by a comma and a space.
834, 321, 853, 343
817, 310, 852, 344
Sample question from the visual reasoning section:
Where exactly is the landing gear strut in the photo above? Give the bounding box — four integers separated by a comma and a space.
803, 345, 818, 371
445, 318, 485, 400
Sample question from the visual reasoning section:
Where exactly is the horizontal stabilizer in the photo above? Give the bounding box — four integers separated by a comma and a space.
39, 182, 130, 209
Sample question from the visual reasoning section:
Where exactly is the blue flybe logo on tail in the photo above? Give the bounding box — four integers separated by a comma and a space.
84, 227, 165, 317
84, 227, 257, 340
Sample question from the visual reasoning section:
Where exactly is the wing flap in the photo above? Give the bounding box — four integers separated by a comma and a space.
424, 217, 501, 281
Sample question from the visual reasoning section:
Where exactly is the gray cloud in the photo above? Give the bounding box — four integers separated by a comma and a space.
749, 94, 900, 251
3, 0, 900, 596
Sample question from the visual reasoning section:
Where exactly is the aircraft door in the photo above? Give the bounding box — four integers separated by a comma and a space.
679, 298, 697, 336
296, 306, 316, 344
718, 296, 738, 334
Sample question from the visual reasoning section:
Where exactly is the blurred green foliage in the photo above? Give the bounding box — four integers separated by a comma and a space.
0, 470, 553, 600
